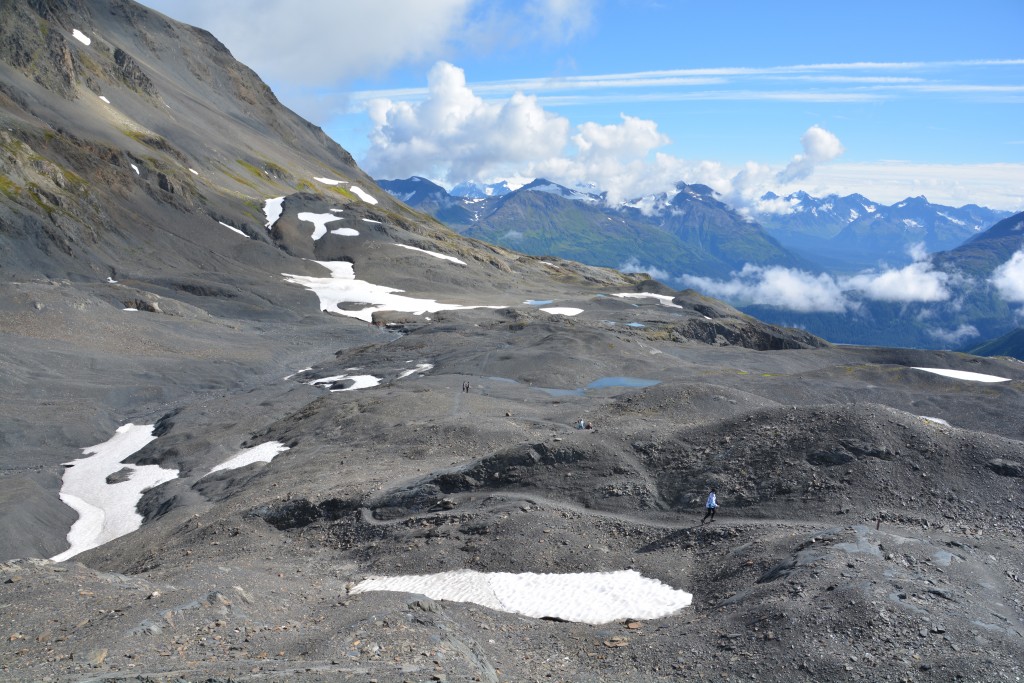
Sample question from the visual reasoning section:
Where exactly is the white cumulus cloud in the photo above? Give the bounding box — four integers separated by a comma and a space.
678, 245, 958, 313
364, 62, 569, 182
680, 265, 849, 313
360, 61, 847, 208
927, 324, 980, 345
841, 261, 950, 303
839, 243, 951, 303
776, 125, 846, 183
619, 257, 671, 282
143, 0, 476, 85
990, 250, 1024, 302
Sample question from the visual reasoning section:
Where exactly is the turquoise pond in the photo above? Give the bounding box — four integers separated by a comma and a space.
485, 376, 660, 396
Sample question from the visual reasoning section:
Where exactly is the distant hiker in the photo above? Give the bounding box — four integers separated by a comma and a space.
576, 419, 585, 429
585, 421, 593, 430
701, 488, 718, 524
462, 381, 470, 393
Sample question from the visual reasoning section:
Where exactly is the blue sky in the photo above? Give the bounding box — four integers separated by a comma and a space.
142, 0, 1024, 210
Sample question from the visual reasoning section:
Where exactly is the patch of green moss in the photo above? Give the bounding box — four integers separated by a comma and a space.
296, 180, 313, 192
216, 163, 260, 191
236, 159, 263, 178
60, 168, 86, 188
26, 184, 54, 213
262, 161, 286, 177
0, 173, 22, 199
0, 137, 25, 155
329, 185, 355, 201
122, 129, 175, 156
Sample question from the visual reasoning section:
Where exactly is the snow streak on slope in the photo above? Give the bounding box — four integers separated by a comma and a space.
393, 244, 466, 264
911, 367, 1010, 383
208, 442, 290, 475
264, 196, 285, 229
51, 424, 177, 561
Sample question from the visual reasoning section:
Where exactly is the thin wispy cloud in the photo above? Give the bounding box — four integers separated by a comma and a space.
347, 58, 1024, 108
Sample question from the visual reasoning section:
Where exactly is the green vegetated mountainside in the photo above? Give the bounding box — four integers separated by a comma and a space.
934, 211, 1024, 276
421, 179, 804, 278
460, 187, 684, 272
968, 328, 1024, 360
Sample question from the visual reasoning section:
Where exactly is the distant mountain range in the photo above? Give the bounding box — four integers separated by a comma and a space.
756, 191, 1011, 272
379, 177, 1012, 277
378, 177, 803, 278
379, 176, 1023, 349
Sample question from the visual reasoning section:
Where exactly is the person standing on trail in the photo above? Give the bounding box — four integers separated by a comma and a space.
701, 488, 718, 524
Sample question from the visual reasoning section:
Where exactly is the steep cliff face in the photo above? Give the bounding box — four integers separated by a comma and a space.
0, 0, 377, 280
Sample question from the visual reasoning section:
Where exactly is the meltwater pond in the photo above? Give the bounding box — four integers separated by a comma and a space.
541, 376, 661, 396
484, 376, 661, 396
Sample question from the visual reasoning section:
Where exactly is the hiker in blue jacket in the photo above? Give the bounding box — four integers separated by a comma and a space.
701, 488, 718, 524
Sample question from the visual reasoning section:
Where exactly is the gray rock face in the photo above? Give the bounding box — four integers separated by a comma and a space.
987, 458, 1024, 477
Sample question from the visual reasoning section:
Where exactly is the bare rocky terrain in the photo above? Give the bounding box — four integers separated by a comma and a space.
1, 2, 1022, 682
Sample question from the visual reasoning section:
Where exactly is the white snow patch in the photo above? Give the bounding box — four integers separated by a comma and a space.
902, 218, 921, 229
283, 367, 313, 381
283, 260, 500, 323
218, 221, 249, 238
331, 227, 360, 237
849, 209, 859, 221
911, 367, 1011, 383
208, 442, 289, 475
397, 363, 433, 379
540, 307, 583, 316
362, 218, 382, 224
919, 416, 951, 427
351, 569, 692, 625
98, 95, 110, 104
51, 424, 177, 562
937, 212, 966, 226
106, 277, 118, 284
393, 244, 466, 265
71, 29, 91, 46
130, 164, 139, 175
189, 168, 198, 175
123, 307, 138, 311
349, 185, 378, 205
612, 293, 684, 309
309, 374, 380, 392
865, 204, 877, 213
297, 211, 343, 241
264, 196, 284, 230
314, 177, 346, 186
